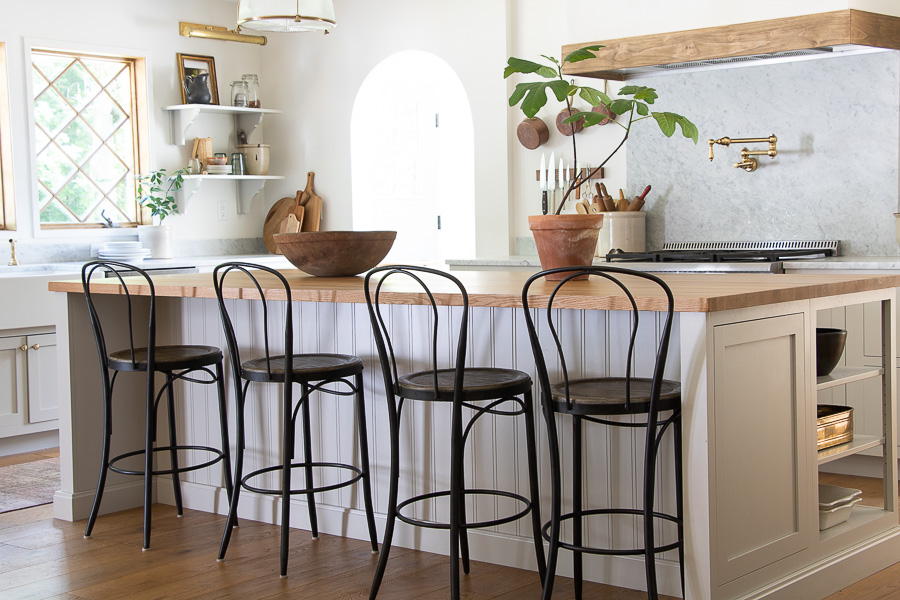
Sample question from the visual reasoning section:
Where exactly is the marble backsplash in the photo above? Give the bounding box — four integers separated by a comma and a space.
2, 237, 267, 265
624, 50, 900, 257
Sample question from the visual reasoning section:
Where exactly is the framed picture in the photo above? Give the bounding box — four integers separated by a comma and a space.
177, 53, 218, 105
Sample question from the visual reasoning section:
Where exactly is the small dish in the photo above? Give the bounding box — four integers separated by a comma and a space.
207, 156, 227, 166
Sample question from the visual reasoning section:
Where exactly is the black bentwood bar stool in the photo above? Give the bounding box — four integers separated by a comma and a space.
214, 263, 378, 577
81, 260, 233, 550
364, 265, 546, 600
522, 266, 683, 600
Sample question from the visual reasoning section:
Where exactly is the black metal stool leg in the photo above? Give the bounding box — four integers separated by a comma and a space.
523, 390, 547, 580
674, 411, 685, 596
449, 400, 462, 600
644, 412, 661, 600
84, 372, 114, 538
280, 384, 294, 577
142, 373, 155, 550
541, 407, 563, 600
572, 416, 584, 600
354, 374, 379, 553
457, 409, 470, 575
215, 361, 234, 502
219, 385, 247, 560
300, 383, 319, 539
369, 398, 402, 599
165, 374, 184, 516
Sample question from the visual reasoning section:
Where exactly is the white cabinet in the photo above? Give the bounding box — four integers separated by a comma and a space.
0, 330, 59, 436
162, 105, 285, 214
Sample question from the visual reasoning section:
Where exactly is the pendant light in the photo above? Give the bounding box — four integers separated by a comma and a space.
237, 0, 336, 34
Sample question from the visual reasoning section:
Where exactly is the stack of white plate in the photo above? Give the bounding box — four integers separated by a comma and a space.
98, 241, 152, 261
207, 164, 232, 175
818, 484, 863, 530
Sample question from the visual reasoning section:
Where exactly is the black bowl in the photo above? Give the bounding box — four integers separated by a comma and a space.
816, 328, 847, 377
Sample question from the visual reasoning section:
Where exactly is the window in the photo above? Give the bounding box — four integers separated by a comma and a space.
31, 48, 148, 229
0, 43, 14, 231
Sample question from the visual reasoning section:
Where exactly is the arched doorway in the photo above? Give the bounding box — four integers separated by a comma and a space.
350, 50, 475, 263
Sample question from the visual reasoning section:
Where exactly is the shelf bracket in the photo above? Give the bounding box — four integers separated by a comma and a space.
236, 179, 266, 214
174, 177, 203, 210
235, 112, 265, 145
169, 107, 202, 146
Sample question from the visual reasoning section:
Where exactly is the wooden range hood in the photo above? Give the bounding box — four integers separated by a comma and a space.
562, 9, 900, 80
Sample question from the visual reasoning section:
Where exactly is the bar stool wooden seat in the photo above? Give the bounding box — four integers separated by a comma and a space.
81, 261, 233, 550
364, 265, 546, 600
521, 266, 684, 600
213, 262, 378, 578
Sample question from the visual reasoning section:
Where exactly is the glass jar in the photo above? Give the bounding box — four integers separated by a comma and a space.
230, 80, 249, 107
241, 74, 261, 108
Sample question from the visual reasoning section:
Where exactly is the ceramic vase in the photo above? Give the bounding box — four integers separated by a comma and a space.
138, 225, 173, 259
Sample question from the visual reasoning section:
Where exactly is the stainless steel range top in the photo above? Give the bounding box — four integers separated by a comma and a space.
605, 241, 840, 273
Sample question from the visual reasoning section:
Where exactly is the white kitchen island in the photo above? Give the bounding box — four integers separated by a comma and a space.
48, 269, 900, 599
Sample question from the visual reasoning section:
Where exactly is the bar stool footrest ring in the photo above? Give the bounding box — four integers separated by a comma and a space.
542, 507, 682, 556
108, 445, 226, 477
240, 461, 364, 496
397, 488, 534, 530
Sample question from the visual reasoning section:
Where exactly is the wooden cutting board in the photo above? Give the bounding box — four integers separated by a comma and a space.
300, 172, 322, 232
263, 190, 302, 253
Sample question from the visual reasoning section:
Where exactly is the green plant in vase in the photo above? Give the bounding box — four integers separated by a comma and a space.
135, 167, 188, 223
504, 46, 699, 214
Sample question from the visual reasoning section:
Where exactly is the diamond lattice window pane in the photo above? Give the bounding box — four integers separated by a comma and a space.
107, 69, 133, 111
83, 145, 127, 194
37, 143, 77, 193
82, 93, 126, 140
34, 89, 76, 138
54, 61, 101, 112
110, 178, 137, 221
109, 125, 134, 159
40, 200, 76, 223
82, 58, 124, 88
33, 127, 51, 155
32, 54, 73, 95
58, 118, 102, 163
58, 171, 102, 220
86, 199, 121, 224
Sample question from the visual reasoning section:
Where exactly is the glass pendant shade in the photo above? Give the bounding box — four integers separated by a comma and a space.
238, 0, 336, 33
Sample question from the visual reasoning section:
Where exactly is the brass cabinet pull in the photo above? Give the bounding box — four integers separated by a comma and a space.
19, 344, 27, 351
31, 344, 40, 350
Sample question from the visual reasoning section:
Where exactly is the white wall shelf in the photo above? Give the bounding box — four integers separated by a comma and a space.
177, 175, 286, 214
163, 104, 281, 146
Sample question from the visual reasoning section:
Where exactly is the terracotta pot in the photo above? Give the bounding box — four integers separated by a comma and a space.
528, 213, 604, 279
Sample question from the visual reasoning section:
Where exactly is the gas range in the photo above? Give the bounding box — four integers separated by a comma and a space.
605, 241, 840, 273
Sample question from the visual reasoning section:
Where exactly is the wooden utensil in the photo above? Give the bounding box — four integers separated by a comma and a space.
300, 171, 322, 232
626, 185, 651, 212
263, 189, 303, 253
276, 211, 303, 234
575, 200, 589, 214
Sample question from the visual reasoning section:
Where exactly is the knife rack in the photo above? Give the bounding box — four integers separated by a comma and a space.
535, 167, 604, 182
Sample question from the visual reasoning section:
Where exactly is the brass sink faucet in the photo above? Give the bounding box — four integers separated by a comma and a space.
8, 237, 18, 266
709, 134, 778, 172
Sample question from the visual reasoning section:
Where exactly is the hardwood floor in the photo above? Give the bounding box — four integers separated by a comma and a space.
0, 449, 896, 599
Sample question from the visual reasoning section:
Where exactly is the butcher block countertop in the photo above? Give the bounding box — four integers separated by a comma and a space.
48, 269, 900, 313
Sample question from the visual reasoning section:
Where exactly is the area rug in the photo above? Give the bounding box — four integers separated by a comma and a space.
0, 457, 59, 514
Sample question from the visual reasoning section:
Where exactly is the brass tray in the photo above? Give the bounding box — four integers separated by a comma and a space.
817, 405, 853, 451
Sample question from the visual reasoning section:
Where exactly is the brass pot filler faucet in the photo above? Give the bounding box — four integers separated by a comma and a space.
708, 134, 778, 172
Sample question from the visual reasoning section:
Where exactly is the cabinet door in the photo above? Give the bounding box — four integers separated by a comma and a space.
26, 332, 58, 423
0, 335, 26, 428
712, 313, 809, 584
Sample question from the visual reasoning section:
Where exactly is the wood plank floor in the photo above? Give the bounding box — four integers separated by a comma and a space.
1, 449, 897, 599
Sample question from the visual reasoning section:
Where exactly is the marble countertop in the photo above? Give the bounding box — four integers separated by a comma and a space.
0, 253, 293, 276
446, 256, 900, 271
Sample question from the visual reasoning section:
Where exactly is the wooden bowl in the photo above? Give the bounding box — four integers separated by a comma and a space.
274, 231, 397, 277
816, 327, 847, 376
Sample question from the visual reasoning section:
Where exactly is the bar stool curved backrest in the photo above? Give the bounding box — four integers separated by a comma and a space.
81, 260, 232, 550
365, 265, 545, 600
521, 265, 683, 600
213, 262, 378, 578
